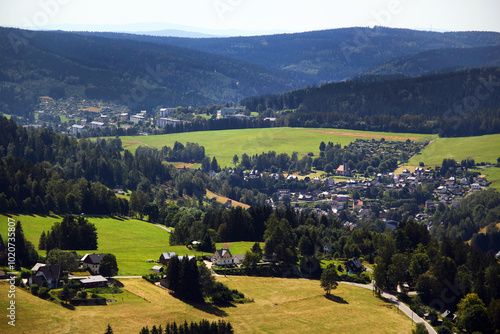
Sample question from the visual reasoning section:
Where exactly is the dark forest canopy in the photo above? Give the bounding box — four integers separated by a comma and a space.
0, 26, 299, 117
242, 67, 500, 137
88, 27, 500, 83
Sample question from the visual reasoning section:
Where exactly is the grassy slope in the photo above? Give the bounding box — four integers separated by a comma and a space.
0, 215, 202, 276
214, 242, 264, 256
206, 190, 250, 209
119, 127, 435, 167
0, 277, 412, 334
408, 134, 500, 166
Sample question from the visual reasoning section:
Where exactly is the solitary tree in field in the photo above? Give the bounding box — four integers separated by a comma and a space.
320, 266, 339, 296
105, 324, 114, 334
232, 154, 239, 167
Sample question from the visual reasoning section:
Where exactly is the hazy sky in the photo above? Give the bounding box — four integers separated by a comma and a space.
1, 0, 499, 35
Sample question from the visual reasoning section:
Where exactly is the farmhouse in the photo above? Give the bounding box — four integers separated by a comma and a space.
81, 253, 103, 274
80, 275, 109, 288
159, 252, 177, 265
212, 249, 234, 266
28, 264, 60, 289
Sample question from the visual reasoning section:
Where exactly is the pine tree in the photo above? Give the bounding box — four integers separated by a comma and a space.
105, 324, 114, 334
39, 231, 47, 250
166, 256, 180, 293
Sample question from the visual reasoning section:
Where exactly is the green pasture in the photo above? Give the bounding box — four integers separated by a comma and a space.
0, 214, 201, 276
119, 127, 435, 168
214, 241, 264, 256
408, 134, 500, 166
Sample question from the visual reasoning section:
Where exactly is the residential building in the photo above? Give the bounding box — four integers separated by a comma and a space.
119, 113, 129, 122
90, 121, 106, 129
71, 124, 85, 135
157, 117, 182, 127
159, 252, 177, 265
159, 108, 175, 118
212, 249, 234, 266
130, 114, 145, 124
28, 264, 60, 289
81, 253, 103, 274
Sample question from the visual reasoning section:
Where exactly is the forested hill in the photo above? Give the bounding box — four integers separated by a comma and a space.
242, 67, 500, 137
85, 27, 500, 83
0, 27, 300, 117
363, 45, 500, 77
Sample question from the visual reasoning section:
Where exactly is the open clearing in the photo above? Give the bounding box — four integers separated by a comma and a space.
206, 190, 250, 209
0, 215, 205, 276
119, 127, 435, 168
407, 133, 500, 166
0, 277, 412, 334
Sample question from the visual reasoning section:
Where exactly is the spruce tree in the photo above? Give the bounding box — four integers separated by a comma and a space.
105, 324, 114, 334
166, 256, 180, 292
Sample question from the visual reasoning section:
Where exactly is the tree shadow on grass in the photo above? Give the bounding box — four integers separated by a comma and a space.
169, 293, 228, 317
61, 302, 76, 310
325, 294, 349, 304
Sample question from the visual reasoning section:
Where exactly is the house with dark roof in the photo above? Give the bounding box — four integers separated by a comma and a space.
28, 264, 61, 289
212, 249, 234, 266
345, 258, 364, 274
81, 253, 103, 274
159, 252, 177, 265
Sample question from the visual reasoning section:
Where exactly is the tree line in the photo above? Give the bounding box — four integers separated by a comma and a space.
138, 320, 233, 334
242, 67, 500, 137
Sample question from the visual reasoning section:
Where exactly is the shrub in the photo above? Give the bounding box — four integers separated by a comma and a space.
78, 290, 87, 299
38, 287, 50, 299
30, 284, 39, 296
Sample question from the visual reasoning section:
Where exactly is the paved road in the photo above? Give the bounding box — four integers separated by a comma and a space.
340, 281, 436, 334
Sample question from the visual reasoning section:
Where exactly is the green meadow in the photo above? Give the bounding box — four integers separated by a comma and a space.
408, 134, 500, 166
214, 241, 264, 256
0, 215, 205, 276
119, 127, 435, 167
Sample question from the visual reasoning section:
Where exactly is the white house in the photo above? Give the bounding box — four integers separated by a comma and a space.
212, 249, 234, 266
81, 253, 103, 274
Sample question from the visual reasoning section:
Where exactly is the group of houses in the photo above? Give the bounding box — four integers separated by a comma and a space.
27, 252, 109, 291
152, 249, 245, 274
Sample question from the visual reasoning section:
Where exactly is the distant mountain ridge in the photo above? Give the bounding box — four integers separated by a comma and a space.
0, 27, 300, 116
86, 27, 500, 83
363, 45, 500, 77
